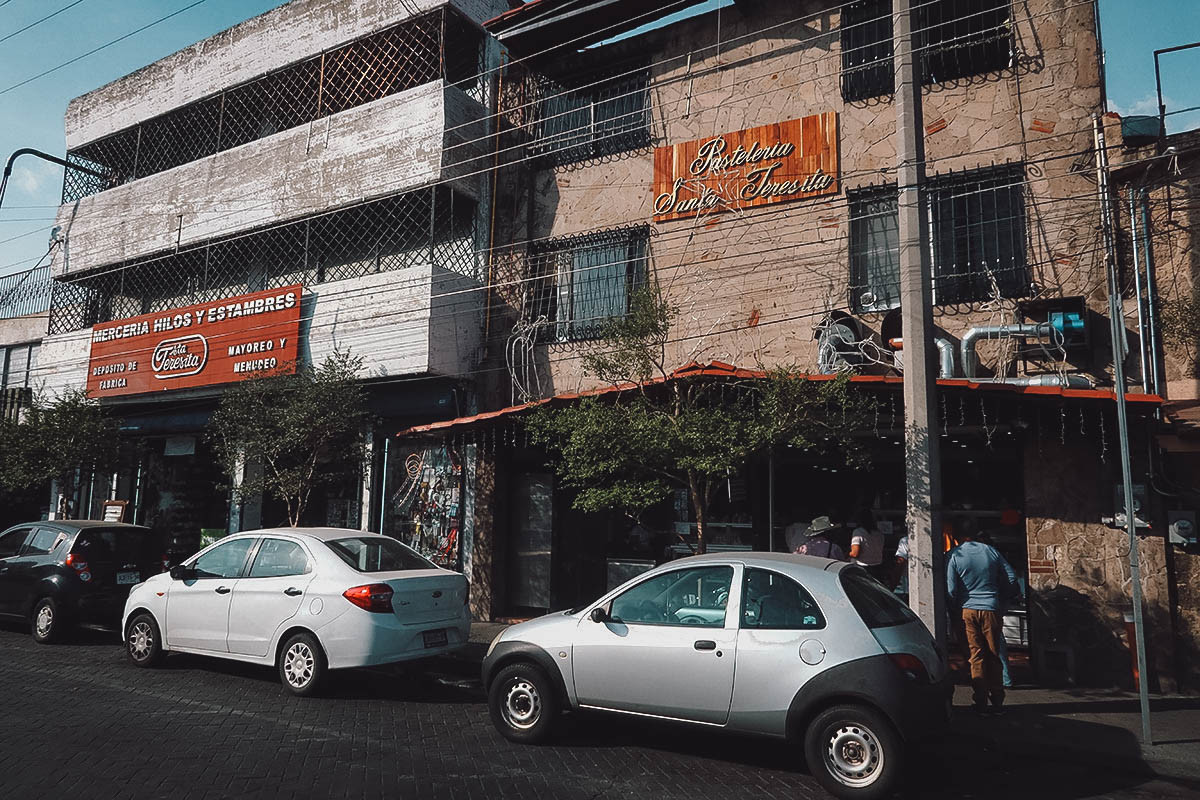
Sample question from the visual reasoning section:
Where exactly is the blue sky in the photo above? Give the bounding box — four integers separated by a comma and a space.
0, 0, 1197, 278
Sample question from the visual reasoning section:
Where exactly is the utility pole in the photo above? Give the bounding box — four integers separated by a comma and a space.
895, 0, 946, 645
1094, 115, 1153, 745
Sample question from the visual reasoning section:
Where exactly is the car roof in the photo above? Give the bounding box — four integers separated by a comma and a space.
665, 551, 849, 573
227, 527, 387, 543
7, 520, 151, 533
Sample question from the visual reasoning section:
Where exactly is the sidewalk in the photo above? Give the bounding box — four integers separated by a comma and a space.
460, 623, 1200, 786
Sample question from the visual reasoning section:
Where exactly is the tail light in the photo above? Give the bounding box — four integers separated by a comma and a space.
343, 583, 394, 613
66, 552, 91, 583
888, 652, 930, 682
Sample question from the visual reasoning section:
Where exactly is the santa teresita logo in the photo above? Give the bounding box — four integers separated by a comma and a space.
152, 334, 209, 379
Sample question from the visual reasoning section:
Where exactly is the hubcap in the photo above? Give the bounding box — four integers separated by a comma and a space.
826, 723, 884, 788
503, 678, 541, 730
35, 605, 53, 638
284, 642, 315, 688
129, 621, 153, 660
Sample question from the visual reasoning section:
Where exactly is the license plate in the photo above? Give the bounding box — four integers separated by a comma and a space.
422, 629, 447, 649
117, 571, 139, 585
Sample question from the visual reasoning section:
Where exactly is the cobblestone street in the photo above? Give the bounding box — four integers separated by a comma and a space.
0, 625, 1196, 800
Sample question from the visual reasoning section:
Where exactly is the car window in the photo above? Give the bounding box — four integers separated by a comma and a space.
71, 527, 156, 564
248, 539, 310, 578
0, 528, 32, 558
327, 537, 435, 573
840, 567, 919, 628
20, 528, 63, 557
191, 538, 255, 579
609, 566, 733, 627
741, 568, 825, 630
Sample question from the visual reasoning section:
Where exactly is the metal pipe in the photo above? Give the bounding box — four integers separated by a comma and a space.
1129, 188, 1150, 393
967, 374, 1095, 389
1, 148, 106, 213
377, 434, 391, 534
1095, 114, 1153, 746
960, 323, 1054, 379
935, 337, 955, 378
1141, 189, 1164, 397
768, 447, 775, 553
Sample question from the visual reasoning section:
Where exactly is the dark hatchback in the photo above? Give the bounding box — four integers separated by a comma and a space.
0, 521, 164, 642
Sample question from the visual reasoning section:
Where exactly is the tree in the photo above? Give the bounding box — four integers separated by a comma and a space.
209, 351, 371, 527
527, 287, 873, 554
0, 389, 120, 519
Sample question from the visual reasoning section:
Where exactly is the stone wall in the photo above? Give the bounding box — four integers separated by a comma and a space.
492, 0, 1110, 399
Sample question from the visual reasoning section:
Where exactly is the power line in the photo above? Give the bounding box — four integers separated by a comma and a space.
0, 0, 88, 46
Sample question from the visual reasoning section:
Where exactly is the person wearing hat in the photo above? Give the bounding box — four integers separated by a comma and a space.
794, 515, 846, 560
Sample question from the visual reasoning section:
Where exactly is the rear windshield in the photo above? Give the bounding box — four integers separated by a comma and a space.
326, 537, 435, 573
70, 528, 157, 564
840, 568, 919, 629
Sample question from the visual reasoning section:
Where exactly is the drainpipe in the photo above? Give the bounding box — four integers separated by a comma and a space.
967, 374, 1096, 389
1129, 188, 1150, 393
934, 338, 955, 378
960, 323, 1055, 379
1140, 189, 1164, 397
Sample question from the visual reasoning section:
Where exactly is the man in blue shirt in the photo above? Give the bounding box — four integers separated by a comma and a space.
946, 530, 1020, 713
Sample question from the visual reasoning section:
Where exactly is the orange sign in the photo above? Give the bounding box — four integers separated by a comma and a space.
87, 285, 302, 398
652, 112, 839, 221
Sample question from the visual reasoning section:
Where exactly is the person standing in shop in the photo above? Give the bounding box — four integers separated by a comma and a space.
946, 528, 1021, 714
795, 516, 846, 561
848, 509, 884, 573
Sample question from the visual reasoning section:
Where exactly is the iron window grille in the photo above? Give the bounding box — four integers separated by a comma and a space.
841, 0, 1013, 102
62, 7, 485, 204
526, 226, 649, 342
48, 186, 477, 335
527, 66, 652, 166
849, 163, 1029, 310
0, 264, 53, 320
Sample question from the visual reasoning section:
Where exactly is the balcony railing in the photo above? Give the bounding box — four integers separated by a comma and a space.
0, 264, 52, 320
62, 6, 485, 204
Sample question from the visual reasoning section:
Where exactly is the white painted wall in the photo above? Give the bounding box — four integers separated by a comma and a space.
53, 83, 486, 278
32, 329, 90, 399
65, 0, 509, 149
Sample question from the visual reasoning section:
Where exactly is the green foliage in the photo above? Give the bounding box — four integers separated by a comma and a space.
208, 351, 371, 527
0, 390, 120, 517
528, 286, 873, 552
1161, 295, 1200, 350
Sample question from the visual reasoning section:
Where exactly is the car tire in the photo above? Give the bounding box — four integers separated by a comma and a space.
488, 662, 559, 744
126, 613, 166, 668
31, 597, 65, 644
804, 704, 903, 800
278, 631, 326, 697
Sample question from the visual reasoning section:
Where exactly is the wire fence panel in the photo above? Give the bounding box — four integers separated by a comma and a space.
48, 186, 478, 335
0, 264, 53, 320
526, 67, 652, 166
61, 7, 484, 204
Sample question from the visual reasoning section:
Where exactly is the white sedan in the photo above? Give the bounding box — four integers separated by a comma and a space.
122, 528, 470, 695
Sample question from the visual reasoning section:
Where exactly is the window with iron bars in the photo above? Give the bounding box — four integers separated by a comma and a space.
1, 342, 38, 390
841, 0, 1013, 102
62, 7, 485, 204
848, 164, 1029, 310
48, 186, 477, 335
526, 227, 649, 342
527, 66, 652, 166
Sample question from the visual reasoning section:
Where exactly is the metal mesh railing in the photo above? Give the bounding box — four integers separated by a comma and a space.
0, 264, 53, 320
525, 66, 652, 166
524, 226, 650, 342
840, 0, 1013, 102
48, 186, 478, 335
62, 7, 485, 204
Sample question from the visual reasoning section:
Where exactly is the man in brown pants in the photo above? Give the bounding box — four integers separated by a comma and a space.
946, 530, 1020, 713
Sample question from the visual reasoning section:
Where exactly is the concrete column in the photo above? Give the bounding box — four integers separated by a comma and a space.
895, 0, 946, 643
360, 430, 376, 532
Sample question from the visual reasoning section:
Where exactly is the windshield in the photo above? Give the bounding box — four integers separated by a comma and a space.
70, 527, 157, 564
326, 537, 436, 573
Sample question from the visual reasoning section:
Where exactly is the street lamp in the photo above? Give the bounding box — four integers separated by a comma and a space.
0, 147, 108, 213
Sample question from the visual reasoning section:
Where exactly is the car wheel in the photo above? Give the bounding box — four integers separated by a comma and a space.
278, 632, 326, 697
488, 662, 559, 744
126, 613, 166, 667
31, 597, 65, 644
804, 704, 902, 800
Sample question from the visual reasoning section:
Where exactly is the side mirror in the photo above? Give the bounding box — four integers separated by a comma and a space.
169, 564, 191, 581
589, 607, 610, 624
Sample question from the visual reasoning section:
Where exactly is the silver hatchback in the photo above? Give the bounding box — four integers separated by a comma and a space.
482, 553, 950, 800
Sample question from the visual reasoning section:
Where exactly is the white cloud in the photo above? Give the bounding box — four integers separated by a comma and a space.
1108, 93, 1170, 118
10, 159, 59, 198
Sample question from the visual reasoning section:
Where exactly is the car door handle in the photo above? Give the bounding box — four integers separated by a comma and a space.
694, 640, 717, 651
215, 586, 231, 594
283, 587, 302, 596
